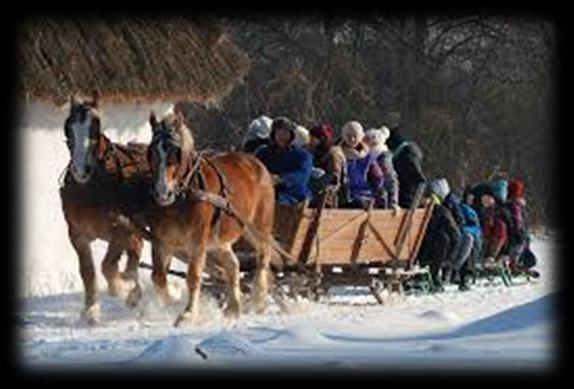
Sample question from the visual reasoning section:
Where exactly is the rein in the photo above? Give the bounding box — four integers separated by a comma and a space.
166, 148, 300, 266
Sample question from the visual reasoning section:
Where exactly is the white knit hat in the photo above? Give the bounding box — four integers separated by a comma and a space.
430, 178, 451, 200
293, 125, 310, 147
248, 115, 273, 139
341, 121, 364, 142
365, 126, 390, 153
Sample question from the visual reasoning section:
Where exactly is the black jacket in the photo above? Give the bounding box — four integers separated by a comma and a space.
418, 202, 462, 265
387, 127, 426, 208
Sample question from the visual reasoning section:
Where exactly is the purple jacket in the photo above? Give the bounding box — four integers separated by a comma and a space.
346, 153, 384, 205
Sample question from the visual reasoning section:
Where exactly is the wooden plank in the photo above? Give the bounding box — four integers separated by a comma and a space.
393, 183, 426, 261
349, 202, 373, 265
313, 244, 396, 264
367, 222, 398, 259
297, 194, 328, 264
408, 201, 435, 268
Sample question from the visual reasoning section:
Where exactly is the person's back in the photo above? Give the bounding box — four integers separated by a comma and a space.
417, 179, 462, 290
443, 192, 465, 227
504, 178, 533, 271
387, 126, 426, 208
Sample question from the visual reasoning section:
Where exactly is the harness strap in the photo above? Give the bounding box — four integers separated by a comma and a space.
175, 152, 298, 266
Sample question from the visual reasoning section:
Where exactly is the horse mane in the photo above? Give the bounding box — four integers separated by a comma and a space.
162, 113, 195, 156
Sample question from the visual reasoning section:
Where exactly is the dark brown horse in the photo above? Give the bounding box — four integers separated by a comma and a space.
60, 93, 151, 324
146, 111, 275, 327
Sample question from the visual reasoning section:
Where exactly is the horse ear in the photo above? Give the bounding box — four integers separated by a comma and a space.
174, 111, 184, 131
150, 111, 159, 131
70, 94, 81, 109
92, 90, 101, 108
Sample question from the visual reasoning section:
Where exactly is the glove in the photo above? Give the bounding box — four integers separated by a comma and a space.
311, 167, 326, 179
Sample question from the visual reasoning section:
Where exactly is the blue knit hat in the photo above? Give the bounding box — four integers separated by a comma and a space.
491, 179, 508, 203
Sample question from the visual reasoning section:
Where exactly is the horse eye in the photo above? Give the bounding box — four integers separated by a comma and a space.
167, 149, 180, 164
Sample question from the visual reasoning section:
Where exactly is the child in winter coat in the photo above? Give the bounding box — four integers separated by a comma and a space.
417, 178, 462, 292
340, 121, 385, 209
364, 126, 400, 211
480, 185, 509, 265
307, 123, 347, 207
505, 178, 537, 273
433, 179, 474, 291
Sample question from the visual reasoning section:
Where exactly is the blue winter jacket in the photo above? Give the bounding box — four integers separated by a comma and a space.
444, 193, 482, 239
256, 144, 313, 205
346, 153, 383, 204
460, 203, 482, 239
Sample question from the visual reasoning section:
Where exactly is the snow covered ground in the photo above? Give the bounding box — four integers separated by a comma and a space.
17, 110, 560, 372
18, 232, 559, 372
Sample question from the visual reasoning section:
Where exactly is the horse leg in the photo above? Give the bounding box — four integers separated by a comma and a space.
101, 240, 124, 298
175, 243, 207, 327
69, 231, 99, 324
247, 196, 274, 314
213, 245, 242, 319
122, 235, 143, 308
252, 241, 271, 313
151, 241, 178, 305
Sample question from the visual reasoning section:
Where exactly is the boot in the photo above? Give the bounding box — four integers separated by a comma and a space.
442, 266, 453, 284
458, 273, 471, 291
432, 273, 444, 293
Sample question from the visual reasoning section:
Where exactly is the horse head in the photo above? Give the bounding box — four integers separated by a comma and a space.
148, 110, 195, 206
64, 92, 105, 184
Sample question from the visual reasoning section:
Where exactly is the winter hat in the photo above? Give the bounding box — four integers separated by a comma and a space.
293, 125, 310, 147
365, 126, 390, 154
341, 121, 364, 143
248, 115, 273, 139
490, 179, 508, 203
429, 178, 451, 201
508, 178, 524, 199
310, 123, 334, 144
270, 116, 296, 144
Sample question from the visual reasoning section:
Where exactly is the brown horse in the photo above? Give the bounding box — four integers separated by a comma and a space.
60, 93, 151, 324
146, 111, 275, 327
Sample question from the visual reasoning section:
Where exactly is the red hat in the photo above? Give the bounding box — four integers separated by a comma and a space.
310, 123, 334, 144
508, 178, 524, 199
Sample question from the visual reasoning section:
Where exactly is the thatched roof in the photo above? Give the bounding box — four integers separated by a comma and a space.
18, 16, 250, 106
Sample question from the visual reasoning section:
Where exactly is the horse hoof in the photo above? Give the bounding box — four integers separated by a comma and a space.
156, 284, 181, 306
174, 311, 197, 328
82, 304, 100, 325
253, 298, 268, 314
126, 286, 142, 308
223, 304, 241, 319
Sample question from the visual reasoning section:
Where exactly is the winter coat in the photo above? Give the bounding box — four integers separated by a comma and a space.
256, 144, 313, 205
481, 205, 508, 258
470, 183, 491, 223
243, 138, 269, 154
443, 192, 465, 227
341, 143, 384, 206
417, 197, 461, 266
387, 127, 426, 208
504, 199, 528, 245
460, 203, 482, 239
373, 151, 399, 209
309, 145, 347, 207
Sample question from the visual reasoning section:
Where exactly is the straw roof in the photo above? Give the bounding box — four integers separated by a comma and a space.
18, 15, 250, 106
